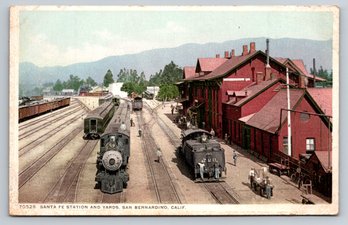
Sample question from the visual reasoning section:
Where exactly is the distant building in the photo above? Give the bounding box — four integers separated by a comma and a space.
108, 83, 128, 98
78, 86, 92, 96
61, 89, 75, 96
144, 86, 160, 99
43, 87, 54, 96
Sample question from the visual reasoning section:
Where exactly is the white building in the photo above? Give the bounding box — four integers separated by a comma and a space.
146, 86, 160, 97
61, 89, 75, 96
108, 83, 128, 98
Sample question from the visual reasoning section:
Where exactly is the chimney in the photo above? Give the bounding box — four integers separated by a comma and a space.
265, 38, 271, 80
299, 75, 306, 88
313, 58, 317, 87
256, 72, 264, 84
230, 49, 235, 58
249, 42, 256, 53
224, 51, 229, 58
242, 45, 248, 56
216, 54, 220, 58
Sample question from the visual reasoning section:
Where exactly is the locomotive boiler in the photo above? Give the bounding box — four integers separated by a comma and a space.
179, 129, 226, 181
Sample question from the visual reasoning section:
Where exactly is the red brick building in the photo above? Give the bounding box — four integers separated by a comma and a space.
178, 41, 332, 162
244, 88, 331, 160
180, 42, 308, 137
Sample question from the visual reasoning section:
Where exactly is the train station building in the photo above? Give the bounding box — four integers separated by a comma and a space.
177, 41, 332, 196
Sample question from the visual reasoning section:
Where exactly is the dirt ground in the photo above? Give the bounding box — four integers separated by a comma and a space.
18, 97, 329, 205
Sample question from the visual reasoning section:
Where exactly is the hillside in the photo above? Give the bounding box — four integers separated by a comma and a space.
19, 37, 332, 93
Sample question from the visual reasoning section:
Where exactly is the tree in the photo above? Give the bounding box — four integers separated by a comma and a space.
157, 84, 179, 101
310, 66, 332, 87
53, 79, 64, 91
85, 76, 97, 87
65, 74, 83, 91
121, 82, 135, 95
149, 61, 182, 86
103, 69, 114, 87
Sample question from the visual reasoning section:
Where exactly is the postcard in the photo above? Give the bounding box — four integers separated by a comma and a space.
9, 5, 339, 216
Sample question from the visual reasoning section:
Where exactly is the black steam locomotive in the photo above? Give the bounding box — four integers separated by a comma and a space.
95, 103, 130, 194
179, 129, 226, 181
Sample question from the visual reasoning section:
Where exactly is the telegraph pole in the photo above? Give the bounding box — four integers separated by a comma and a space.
286, 67, 292, 156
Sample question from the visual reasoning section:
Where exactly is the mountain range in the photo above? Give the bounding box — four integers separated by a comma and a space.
19, 37, 332, 92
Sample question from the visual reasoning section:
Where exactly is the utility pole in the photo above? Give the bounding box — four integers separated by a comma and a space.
286, 67, 292, 156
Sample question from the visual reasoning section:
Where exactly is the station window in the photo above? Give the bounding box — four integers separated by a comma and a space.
300, 111, 310, 122
306, 138, 315, 153
283, 136, 288, 154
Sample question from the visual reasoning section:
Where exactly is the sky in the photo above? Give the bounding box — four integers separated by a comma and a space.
18, 6, 335, 67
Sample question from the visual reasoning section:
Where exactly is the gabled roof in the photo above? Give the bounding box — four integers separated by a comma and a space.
196, 58, 228, 73
307, 88, 332, 116
245, 89, 305, 133
274, 58, 326, 82
183, 66, 196, 80
309, 151, 332, 173
239, 113, 255, 123
200, 50, 287, 81
306, 73, 326, 82
234, 79, 283, 106
201, 51, 260, 80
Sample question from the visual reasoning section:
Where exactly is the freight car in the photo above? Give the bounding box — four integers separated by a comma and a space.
18, 97, 71, 122
83, 101, 115, 139
179, 129, 226, 181
132, 96, 143, 111
95, 102, 130, 193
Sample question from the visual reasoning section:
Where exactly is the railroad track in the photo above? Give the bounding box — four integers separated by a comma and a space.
101, 192, 125, 203
19, 111, 87, 157
18, 126, 83, 189
19, 107, 83, 140
43, 140, 98, 203
18, 101, 79, 130
203, 182, 240, 204
144, 100, 240, 204
143, 103, 181, 147
136, 111, 181, 204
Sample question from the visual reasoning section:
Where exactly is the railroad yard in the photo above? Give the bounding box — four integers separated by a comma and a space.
18, 97, 330, 205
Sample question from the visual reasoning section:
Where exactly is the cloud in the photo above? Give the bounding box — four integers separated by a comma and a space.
20, 32, 169, 67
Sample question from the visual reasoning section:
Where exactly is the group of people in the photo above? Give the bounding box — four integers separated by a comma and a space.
248, 168, 273, 199
197, 162, 221, 181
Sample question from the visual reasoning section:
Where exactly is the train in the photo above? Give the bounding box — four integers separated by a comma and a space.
132, 96, 143, 111
98, 93, 120, 106
179, 128, 226, 181
19, 97, 71, 122
83, 101, 115, 139
95, 102, 131, 193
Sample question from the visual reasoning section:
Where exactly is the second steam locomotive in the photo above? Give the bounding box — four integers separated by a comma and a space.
179, 129, 226, 181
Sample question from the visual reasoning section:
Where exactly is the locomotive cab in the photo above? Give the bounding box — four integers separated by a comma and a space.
180, 129, 226, 181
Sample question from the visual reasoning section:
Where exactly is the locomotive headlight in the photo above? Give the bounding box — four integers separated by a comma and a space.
201, 134, 208, 143
102, 151, 123, 171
